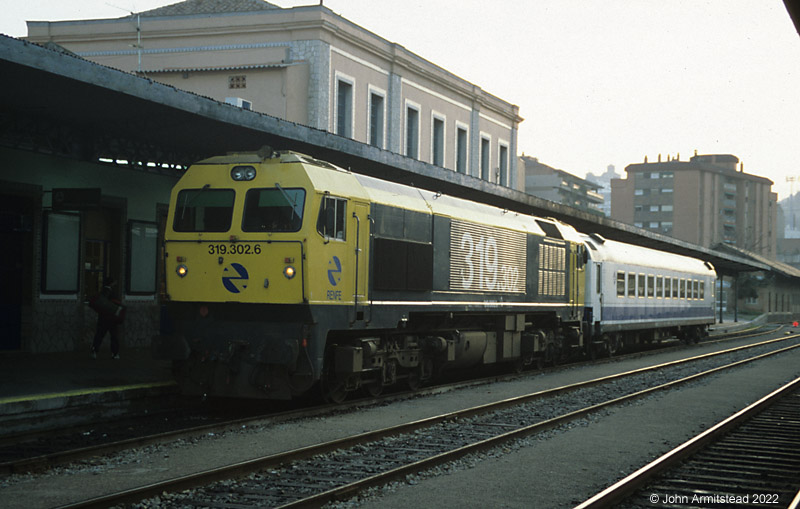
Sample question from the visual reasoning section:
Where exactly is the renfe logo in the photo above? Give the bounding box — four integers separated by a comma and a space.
327, 256, 342, 286
222, 263, 249, 293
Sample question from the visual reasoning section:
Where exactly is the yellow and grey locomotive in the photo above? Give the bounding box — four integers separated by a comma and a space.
154, 150, 590, 401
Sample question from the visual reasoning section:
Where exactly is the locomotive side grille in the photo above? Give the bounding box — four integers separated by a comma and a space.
538, 243, 566, 296
449, 220, 526, 294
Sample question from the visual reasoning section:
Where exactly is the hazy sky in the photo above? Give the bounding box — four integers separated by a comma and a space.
2, 1, 799, 200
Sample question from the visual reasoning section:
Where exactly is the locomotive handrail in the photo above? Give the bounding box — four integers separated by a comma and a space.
352, 211, 361, 324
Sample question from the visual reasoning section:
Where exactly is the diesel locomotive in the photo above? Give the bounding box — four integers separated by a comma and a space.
153, 149, 715, 402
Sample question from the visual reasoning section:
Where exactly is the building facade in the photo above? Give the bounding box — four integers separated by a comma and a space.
26, 0, 522, 187
585, 164, 620, 217
519, 155, 604, 216
611, 153, 777, 259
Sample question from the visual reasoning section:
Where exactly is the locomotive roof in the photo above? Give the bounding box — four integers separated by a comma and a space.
582, 234, 715, 276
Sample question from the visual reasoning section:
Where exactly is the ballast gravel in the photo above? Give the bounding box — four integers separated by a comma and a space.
0, 333, 798, 508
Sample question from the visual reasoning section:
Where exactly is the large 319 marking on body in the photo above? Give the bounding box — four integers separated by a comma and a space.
450, 221, 526, 294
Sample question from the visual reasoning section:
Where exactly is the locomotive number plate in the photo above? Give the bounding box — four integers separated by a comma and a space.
450, 221, 526, 293
207, 243, 263, 255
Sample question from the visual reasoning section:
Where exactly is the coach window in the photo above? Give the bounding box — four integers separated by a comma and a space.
637, 274, 645, 298
627, 273, 635, 297
656, 276, 664, 299
693, 280, 699, 299
671, 277, 678, 299
680, 278, 686, 299
616, 271, 625, 297
317, 195, 347, 240
700, 281, 705, 299
647, 275, 654, 298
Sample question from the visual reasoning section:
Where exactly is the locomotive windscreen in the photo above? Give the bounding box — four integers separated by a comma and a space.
173, 188, 234, 232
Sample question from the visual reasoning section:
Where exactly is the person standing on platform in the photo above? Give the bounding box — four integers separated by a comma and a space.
89, 277, 125, 359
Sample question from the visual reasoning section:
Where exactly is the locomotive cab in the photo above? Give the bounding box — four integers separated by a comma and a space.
155, 150, 371, 400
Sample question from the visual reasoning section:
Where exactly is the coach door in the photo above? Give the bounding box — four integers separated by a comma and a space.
351, 202, 369, 324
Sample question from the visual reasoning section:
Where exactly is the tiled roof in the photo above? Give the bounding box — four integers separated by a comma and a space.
137, 0, 281, 17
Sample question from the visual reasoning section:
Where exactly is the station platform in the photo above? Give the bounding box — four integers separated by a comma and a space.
0, 316, 771, 436
0, 348, 177, 435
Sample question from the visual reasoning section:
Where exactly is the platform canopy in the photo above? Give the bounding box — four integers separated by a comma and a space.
0, 36, 771, 275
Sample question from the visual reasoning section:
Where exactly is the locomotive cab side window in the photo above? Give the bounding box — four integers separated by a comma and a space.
173, 188, 235, 232
242, 188, 305, 232
317, 196, 347, 240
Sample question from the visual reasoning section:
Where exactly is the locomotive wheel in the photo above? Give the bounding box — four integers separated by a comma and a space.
407, 367, 422, 391
321, 372, 348, 404
364, 378, 383, 397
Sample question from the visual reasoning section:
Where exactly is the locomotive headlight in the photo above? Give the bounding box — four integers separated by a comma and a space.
176, 264, 188, 277
231, 165, 257, 181
283, 266, 296, 279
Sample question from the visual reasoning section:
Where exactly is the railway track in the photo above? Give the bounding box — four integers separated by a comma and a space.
0, 325, 779, 476
56, 332, 800, 508
576, 376, 800, 509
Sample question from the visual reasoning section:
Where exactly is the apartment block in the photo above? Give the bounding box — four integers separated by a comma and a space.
611, 153, 777, 259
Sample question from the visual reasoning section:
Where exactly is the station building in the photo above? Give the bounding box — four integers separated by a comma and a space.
25, 0, 522, 187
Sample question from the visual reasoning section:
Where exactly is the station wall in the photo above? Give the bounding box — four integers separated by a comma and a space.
0, 147, 179, 353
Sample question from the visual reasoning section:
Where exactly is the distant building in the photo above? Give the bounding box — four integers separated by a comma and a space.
519, 155, 604, 215
26, 0, 522, 187
585, 164, 620, 217
611, 153, 777, 259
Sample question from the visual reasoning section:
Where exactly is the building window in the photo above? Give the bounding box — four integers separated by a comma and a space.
661, 188, 673, 194
432, 115, 445, 166
649, 222, 659, 228
405, 103, 420, 159
335, 77, 354, 138
480, 135, 491, 180
650, 205, 660, 212
228, 75, 246, 89
662, 205, 673, 212
369, 91, 385, 148
42, 212, 80, 294
456, 125, 468, 174
635, 189, 644, 196
127, 221, 158, 294
499, 143, 509, 186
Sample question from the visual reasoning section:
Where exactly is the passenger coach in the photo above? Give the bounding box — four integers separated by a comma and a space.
581, 234, 716, 355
